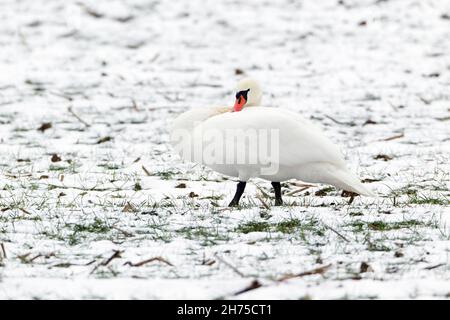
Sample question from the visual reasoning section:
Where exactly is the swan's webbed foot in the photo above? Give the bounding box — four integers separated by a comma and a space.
271, 182, 283, 206
228, 181, 246, 207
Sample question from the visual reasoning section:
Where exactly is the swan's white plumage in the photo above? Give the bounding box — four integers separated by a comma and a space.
171, 78, 375, 197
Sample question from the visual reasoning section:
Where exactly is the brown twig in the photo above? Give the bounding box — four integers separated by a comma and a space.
325, 115, 356, 127
4, 173, 33, 178
90, 250, 123, 274
19, 208, 31, 215
322, 223, 350, 242
52, 260, 96, 268
0, 243, 6, 259
121, 202, 137, 213
285, 186, 311, 197
103, 250, 122, 266
381, 133, 404, 141
142, 165, 151, 176
423, 263, 446, 270
254, 184, 270, 198
85, 259, 96, 266
201, 258, 216, 266
131, 99, 139, 111
68, 106, 90, 127
418, 95, 432, 105
233, 280, 262, 296
18, 252, 55, 263
29, 252, 55, 262
78, 3, 104, 19
46, 184, 119, 192
124, 256, 173, 267
49, 91, 73, 101
278, 263, 332, 282
214, 254, 245, 277
112, 226, 134, 237
256, 193, 270, 209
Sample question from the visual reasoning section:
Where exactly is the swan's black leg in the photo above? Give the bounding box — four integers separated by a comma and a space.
229, 181, 247, 207
271, 182, 283, 206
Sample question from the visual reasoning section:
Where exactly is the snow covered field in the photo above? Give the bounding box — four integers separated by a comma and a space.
0, 0, 449, 299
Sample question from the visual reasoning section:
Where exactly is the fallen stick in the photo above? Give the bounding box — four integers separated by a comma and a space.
46, 184, 120, 192
91, 250, 123, 274
131, 99, 139, 111
4, 173, 33, 178
423, 263, 446, 270
285, 186, 311, 197
19, 208, 31, 215
0, 243, 6, 259
233, 280, 262, 296
68, 106, 90, 127
49, 91, 73, 101
124, 256, 173, 267
112, 226, 134, 237
381, 133, 404, 141
142, 165, 151, 176
256, 193, 270, 209
278, 263, 332, 282
214, 254, 245, 277
102, 250, 122, 266
322, 223, 350, 242
121, 202, 137, 213
291, 182, 316, 188
254, 183, 270, 198
17, 252, 55, 263
29, 252, 55, 262
52, 260, 96, 268
325, 115, 355, 127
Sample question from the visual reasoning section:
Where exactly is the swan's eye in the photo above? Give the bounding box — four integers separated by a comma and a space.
235, 89, 250, 100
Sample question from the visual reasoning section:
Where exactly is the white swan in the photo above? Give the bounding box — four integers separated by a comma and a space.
171, 78, 375, 206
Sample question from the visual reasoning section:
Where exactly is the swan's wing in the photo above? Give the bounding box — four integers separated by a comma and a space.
270, 108, 348, 168
200, 107, 347, 169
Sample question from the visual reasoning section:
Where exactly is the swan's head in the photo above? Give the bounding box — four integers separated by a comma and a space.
233, 77, 262, 112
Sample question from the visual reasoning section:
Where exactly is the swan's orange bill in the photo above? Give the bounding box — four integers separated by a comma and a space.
233, 96, 246, 112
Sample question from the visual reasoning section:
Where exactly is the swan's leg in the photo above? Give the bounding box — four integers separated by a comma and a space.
228, 181, 247, 207
271, 182, 283, 206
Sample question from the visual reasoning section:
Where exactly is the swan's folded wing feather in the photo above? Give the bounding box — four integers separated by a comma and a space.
201, 107, 347, 169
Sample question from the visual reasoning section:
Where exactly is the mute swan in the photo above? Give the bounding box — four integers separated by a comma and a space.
171, 78, 374, 207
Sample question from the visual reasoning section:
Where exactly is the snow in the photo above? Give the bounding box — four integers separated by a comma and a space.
0, 0, 449, 299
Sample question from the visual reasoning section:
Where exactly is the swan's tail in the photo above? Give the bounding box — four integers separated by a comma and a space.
325, 167, 376, 197
301, 163, 376, 197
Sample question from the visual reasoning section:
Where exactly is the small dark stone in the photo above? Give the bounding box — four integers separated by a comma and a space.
360, 262, 373, 273
342, 190, 358, 198
188, 191, 199, 198
51, 154, 62, 162
97, 136, 113, 144
374, 154, 393, 161
38, 122, 52, 132
141, 210, 158, 216
363, 119, 377, 126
